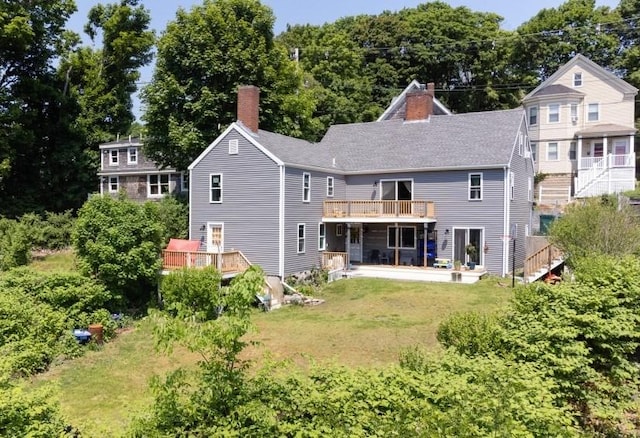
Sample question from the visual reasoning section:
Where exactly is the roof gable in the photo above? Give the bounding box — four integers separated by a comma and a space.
377, 80, 452, 121
523, 54, 638, 102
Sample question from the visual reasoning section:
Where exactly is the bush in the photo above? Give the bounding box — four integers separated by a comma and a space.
437, 311, 503, 356
19, 211, 75, 250
145, 196, 188, 245
72, 195, 164, 307
0, 218, 30, 271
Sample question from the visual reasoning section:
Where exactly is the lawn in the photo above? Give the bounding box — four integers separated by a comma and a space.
30, 261, 513, 436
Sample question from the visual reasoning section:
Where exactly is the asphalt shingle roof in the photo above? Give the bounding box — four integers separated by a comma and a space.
247, 108, 524, 172
529, 84, 584, 98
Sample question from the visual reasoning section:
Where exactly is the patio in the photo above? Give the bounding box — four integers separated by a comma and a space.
339, 264, 487, 284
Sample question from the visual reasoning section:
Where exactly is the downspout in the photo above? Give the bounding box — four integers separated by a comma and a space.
503, 166, 510, 277
279, 164, 285, 279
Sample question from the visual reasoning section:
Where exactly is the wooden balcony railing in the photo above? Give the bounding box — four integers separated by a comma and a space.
524, 244, 563, 280
162, 250, 251, 274
321, 252, 349, 271
323, 200, 435, 219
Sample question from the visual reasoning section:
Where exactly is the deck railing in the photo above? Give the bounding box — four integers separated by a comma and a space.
162, 250, 251, 273
524, 244, 563, 280
321, 252, 349, 271
323, 200, 435, 219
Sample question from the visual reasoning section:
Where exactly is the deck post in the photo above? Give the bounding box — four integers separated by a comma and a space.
423, 226, 427, 268
394, 222, 399, 266
346, 224, 351, 269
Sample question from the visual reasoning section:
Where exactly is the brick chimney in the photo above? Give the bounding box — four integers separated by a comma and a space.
237, 85, 260, 132
405, 82, 435, 121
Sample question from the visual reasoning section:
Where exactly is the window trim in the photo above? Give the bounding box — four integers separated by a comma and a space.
509, 171, 515, 200
531, 142, 537, 163
468, 173, 483, 201
528, 177, 533, 202
302, 172, 311, 203
548, 103, 560, 123
148, 173, 170, 198
587, 102, 599, 122
326, 176, 334, 197
181, 172, 189, 192
209, 173, 223, 203
379, 178, 414, 201
528, 106, 538, 126
108, 176, 119, 193
109, 149, 119, 166
386, 225, 416, 250
297, 223, 306, 254
547, 142, 559, 161
127, 148, 138, 165
318, 222, 326, 251
569, 141, 577, 161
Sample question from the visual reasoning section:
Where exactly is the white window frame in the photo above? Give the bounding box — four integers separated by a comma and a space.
570, 103, 578, 123
228, 139, 239, 155
588, 103, 599, 122
181, 172, 189, 192
528, 106, 538, 126
297, 223, 306, 254
548, 103, 560, 123
573, 72, 582, 87
148, 174, 170, 198
318, 223, 326, 251
569, 141, 577, 161
108, 176, 119, 193
468, 173, 482, 201
528, 177, 533, 202
379, 178, 414, 201
518, 132, 523, 156
109, 149, 119, 166
209, 173, 222, 203
336, 223, 343, 236
127, 148, 138, 165
326, 176, 334, 197
509, 171, 515, 200
386, 225, 416, 250
547, 142, 559, 161
531, 142, 537, 163
302, 172, 311, 203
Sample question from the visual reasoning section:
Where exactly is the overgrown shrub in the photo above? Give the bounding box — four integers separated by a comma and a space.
0, 218, 30, 270
19, 211, 75, 250
437, 310, 503, 356
73, 195, 163, 307
145, 196, 188, 245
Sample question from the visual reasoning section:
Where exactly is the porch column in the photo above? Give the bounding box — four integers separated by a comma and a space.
394, 222, 399, 266
631, 134, 635, 163
577, 136, 582, 169
346, 224, 351, 268
604, 135, 609, 167
423, 226, 427, 268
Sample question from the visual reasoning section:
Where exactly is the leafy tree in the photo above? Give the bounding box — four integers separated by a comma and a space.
61, 0, 154, 145
513, 0, 619, 82
72, 195, 164, 306
142, 0, 317, 170
0, 218, 31, 271
145, 196, 188, 244
547, 196, 640, 266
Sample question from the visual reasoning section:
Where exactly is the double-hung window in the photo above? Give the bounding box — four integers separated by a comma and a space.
210, 174, 222, 203
181, 173, 189, 191
318, 223, 326, 250
109, 176, 119, 193
531, 143, 537, 162
128, 148, 137, 164
297, 224, 306, 253
149, 174, 170, 197
547, 142, 559, 161
468, 173, 482, 200
326, 176, 334, 197
110, 150, 119, 165
302, 172, 310, 203
573, 72, 582, 87
569, 141, 577, 160
548, 103, 560, 123
588, 103, 599, 121
528, 106, 538, 126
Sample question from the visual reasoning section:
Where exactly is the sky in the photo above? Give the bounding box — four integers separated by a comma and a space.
67, 0, 619, 119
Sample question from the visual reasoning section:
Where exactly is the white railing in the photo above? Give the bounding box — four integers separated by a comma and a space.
575, 153, 636, 198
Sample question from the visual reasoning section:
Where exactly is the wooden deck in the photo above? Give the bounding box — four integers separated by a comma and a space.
524, 244, 564, 283
323, 200, 435, 220
162, 250, 251, 275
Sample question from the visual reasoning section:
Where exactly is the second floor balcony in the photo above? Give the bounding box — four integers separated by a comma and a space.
323, 200, 435, 222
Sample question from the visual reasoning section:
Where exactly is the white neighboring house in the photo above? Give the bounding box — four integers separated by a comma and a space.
523, 54, 638, 205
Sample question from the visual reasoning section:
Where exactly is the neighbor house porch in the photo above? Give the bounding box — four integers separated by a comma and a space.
573, 128, 636, 198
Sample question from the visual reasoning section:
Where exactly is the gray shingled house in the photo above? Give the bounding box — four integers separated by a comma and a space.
185, 85, 534, 279
98, 136, 187, 201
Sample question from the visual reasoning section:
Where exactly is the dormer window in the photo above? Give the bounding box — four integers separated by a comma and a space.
573, 72, 583, 87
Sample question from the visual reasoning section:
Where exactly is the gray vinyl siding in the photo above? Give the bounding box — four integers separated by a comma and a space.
189, 129, 280, 275
345, 169, 507, 275
507, 122, 536, 272
284, 168, 343, 276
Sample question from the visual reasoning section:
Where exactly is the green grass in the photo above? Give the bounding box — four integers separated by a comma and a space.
30, 266, 513, 437
29, 249, 77, 272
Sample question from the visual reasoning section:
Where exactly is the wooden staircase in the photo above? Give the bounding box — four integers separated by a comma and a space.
524, 243, 564, 283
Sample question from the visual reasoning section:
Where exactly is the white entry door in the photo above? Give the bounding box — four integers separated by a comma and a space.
349, 225, 362, 262
207, 223, 224, 253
